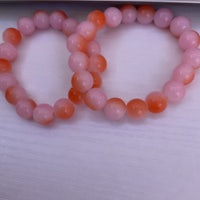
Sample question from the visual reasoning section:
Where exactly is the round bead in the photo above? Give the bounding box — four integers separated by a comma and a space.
137, 5, 155, 24
0, 42, 17, 61
16, 99, 36, 120
0, 59, 11, 73
62, 18, 78, 36
104, 98, 126, 121
68, 87, 83, 104
71, 70, 93, 93
49, 10, 67, 30
146, 91, 167, 113
54, 98, 75, 119
91, 71, 102, 88
104, 7, 122, 28
154, 8, 173, 28
87, 40, 101, 55
0, 73, 17, 91
17, 17, 36, 36
163, 81, 185, 103
84, 88, 107, 110
120, 4, 137, 24
87, 10, 106, 29
69, 51, 89, 72
33, 10, 50, 30
3, 28, 22, 46
170, 16, 191, 37
127, 98, 148, 119
33, 104, 54, 125
89, 54, 107, 73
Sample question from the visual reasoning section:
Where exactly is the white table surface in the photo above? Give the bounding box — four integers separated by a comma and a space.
0, 2, 200, 200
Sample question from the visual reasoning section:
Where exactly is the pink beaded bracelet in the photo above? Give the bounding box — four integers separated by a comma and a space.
0, 10, 78, 125
68, 5, 200, 121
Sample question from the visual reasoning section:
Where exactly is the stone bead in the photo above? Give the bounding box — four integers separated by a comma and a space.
146, 91, 167, 113
170, 16, 191, 37
69, 51, 89, 72
3, 28, 22, 46
0, 42, 17, 61
120, 4, 137, 24
68, 87, 83, 104
104, 7, 122, 28
154, 8, 173, 28
137, 5, 155, 24
127, 98, 148, 119
87, 10, 106, 29
179, 30, 199, 50
49, 10, 67, 30
87, 40, 101, 55
17, 17, 36, 36
0, 59, 11, 73
84, 88, 107, 110
104, 98, 126, 121
71, 70, 93, 93
163, 81, 185, 103
33, 104, 54, 125
89, 54, 107, 73
0, 73, 17, 91
91, 71, 102, 88
62, 18, 78, 36
16, 99, 36, 120
54, 98, 75, 119
33, 10, 50, 30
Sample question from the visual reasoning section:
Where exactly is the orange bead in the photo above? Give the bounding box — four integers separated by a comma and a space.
3, 28, 22, 46
137, 5, 155, 24
87, 10, 106, 29
127, 98, 148, 119
146, 91, 167, 113
91, 71, 102, 88
68, 87, 83, 104
0, 59, 11, 73
89, 54, 107, 73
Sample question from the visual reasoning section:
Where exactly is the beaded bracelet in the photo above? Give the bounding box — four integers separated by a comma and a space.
0, 10, 78, 125
68, 5, 200, 121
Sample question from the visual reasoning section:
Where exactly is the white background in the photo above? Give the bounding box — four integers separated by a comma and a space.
0, 2, 200, 200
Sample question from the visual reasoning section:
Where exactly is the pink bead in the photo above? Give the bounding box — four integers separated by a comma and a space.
49, 10, 67, 30
33, 104, 54, 125
62, 18, 78, 36
0, 42, 17, 61
179, 30, 199, 50
163, 80, 185, 103
172, 63, 195, 85
16, 99, 36, 120
87, 40, 101, 55
154, 8, 173, 28
182, 48, 200, 69
0, 73, 17, 91
17, 17, 36, 36
69, 51, 89, 72
137, 5, 155, 24
104, 7, 122, 28
84, 88, 107, 110
120, 4, 137, 24
170, 16, 191, 37
33, 10, 50, 30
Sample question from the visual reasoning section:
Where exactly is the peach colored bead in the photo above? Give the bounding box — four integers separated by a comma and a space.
182, 48, 200, 69
68, 87, 83, 104
62, 18, 78, 36
49, 10, 67, 30
154, 8, 173, 28
16, 99, 36, 120
89, 54, 107, 73
170, 16, 191, 37
163, 81, 185, 103
91, 71, 102, 88
54, 98, 75, 119
69, 51, 89, 72
17, 17, 36, 36
0, 59, 11, 73
71, 70, 93, 93
146, 91, 167, 113
87, 10, 106, 29
33, 104, 54, 125
84, 88, 107, 110
104, 98, 126, 121
127, 98, 148, 119
33, 10, 50, 30
172, 63, 195, 85
0, 73, 17, 91
87, 40, 101, 55
5, 85, 27, 105
120, 4, 137, 24
3, 28, 22, 46
104, 7, 122, 28
67, 33, 88, 53
137, 5, 155, 24
0, 42, 17, 61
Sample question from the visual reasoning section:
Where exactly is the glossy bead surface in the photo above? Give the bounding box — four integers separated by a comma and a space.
87, 10, 106, 29
17, 17, 35, 36
0, 59, 11, 73
68, 87, 83, 104
0, 73, 17, 91
49, 10, 67, 30
33, 10, 50, 30
87, 40, 101, 55
62, 18, 78, 36
3, 28, 22, 46
0, 42, 17, 61
137, 5, 155, 24
120, 4, 137, 24
91, 71, 102, 88
89, 54, 107, 73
